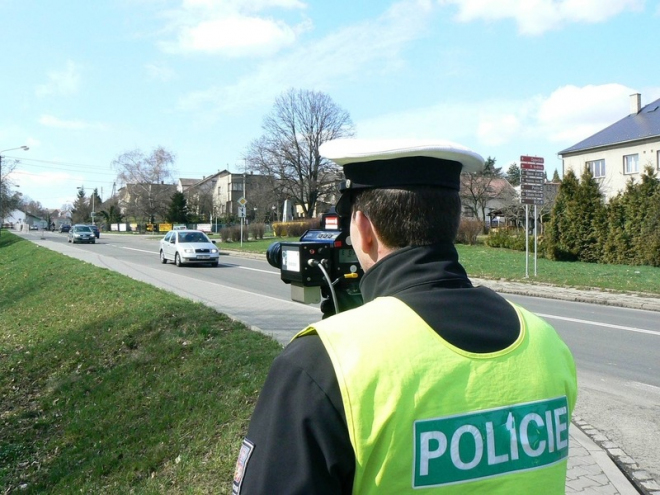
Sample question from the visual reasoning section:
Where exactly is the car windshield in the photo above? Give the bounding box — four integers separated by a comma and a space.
75, 226, 92, 233
179, 232, 208, 243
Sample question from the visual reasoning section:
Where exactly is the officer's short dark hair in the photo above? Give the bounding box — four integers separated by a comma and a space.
350, 186, 462, 248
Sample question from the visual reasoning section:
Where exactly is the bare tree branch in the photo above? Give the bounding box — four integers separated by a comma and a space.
245, 88, 354, 218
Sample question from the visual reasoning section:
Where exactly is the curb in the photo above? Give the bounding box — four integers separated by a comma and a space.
573, 416, 660, 495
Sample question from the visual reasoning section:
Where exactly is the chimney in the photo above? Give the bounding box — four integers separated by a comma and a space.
630, 93, 641, 114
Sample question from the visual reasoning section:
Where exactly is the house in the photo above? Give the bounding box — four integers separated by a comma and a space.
2, 209, 26, 229
559, 93, 660, 201
181, 170, 277, 222
460, 176, 518, 223
1, 209, 46, 230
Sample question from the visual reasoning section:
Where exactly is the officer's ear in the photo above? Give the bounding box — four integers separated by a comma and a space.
353, 210, 377, 258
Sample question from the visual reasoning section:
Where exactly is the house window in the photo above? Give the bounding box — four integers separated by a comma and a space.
586, 159, 606, 178
623, 154, 639, 174
231, 182, 244, 192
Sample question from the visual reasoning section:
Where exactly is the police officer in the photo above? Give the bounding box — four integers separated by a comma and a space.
233, 139, 577, 494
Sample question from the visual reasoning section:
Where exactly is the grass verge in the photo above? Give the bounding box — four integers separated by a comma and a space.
217, 235, 660, 296
0, 233, 282, 494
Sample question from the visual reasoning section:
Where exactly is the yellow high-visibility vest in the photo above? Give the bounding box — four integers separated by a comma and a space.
296, 297, 577, 494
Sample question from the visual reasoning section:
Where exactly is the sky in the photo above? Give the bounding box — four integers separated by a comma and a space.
1, 0, 660, 211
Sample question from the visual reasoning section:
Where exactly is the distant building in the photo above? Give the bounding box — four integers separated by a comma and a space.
559, 93, 660, 201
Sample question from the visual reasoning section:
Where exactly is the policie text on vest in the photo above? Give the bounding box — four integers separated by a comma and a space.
413, 396, 569, 487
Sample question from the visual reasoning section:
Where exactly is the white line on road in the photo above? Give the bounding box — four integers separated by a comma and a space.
537, 313, 660, 337
117, 246, 278, 274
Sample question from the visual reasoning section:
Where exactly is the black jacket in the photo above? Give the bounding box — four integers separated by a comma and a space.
237, 243, 520, 494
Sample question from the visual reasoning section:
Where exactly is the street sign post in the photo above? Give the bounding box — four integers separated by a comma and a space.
519, 156, 545, 278
238, 198, 247, 247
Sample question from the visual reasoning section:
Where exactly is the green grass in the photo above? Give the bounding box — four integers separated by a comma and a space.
0, 233, 282, 494
1, 230, 658, 493
455, 245, 660, 295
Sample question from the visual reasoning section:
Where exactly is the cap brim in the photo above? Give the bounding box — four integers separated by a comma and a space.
320, 138, 484, 173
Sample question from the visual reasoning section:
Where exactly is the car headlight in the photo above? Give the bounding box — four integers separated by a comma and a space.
211, 249, 218, 254
183, 248, 195, 253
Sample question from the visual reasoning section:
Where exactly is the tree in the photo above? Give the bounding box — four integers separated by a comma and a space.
0, 157, 20, 222
602, 166, 660, 266
166, 192, 190, 224
545, 167, 605, 262
551, 169, 561, 182
245, 88, 354, 218
113, 147, 177, 223
483, 157, 503, 177
72, 187, 91, 224
460, 156, 504, 225
98, 204, 124, 232
90, 188, 103, 222
506, 163, 521, 186
545, 170, 579, 261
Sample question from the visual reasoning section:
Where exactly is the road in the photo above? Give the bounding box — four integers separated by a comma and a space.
18, 230, 660, 483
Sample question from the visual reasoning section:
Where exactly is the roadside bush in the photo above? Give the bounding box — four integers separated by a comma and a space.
486, 228, 528, 251
249, 222, 266, 240
272, 219, 320, 237
455, 218, 483, 245
230, 225, 248, 242
220, 227, 231, 242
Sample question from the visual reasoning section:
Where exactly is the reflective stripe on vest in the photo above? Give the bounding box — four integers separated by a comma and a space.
295, 297, 577, 494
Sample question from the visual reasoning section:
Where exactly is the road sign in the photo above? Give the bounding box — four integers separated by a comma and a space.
520, 155, 545, 205
238, 206, 246, 218
238, 197, 247, 206
520, 155, 544, 164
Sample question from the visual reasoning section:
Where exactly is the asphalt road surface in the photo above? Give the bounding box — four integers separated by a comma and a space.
18, 230, 660, 483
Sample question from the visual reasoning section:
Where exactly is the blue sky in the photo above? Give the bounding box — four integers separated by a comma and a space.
2, 0, 659, 210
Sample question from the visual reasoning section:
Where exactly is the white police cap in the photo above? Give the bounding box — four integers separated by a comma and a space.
320, 138, 484, 215
320, 138, 485, 175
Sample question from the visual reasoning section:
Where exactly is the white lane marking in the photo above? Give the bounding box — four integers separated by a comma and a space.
117, 246, 277, 274
536, 313, 660, 337
119, 246, 154, 254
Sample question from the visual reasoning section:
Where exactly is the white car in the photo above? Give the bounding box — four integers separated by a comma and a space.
159, 229, 219, 267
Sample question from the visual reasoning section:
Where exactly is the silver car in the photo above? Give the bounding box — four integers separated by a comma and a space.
68, 224, 95, 244
159, 229, 219, 267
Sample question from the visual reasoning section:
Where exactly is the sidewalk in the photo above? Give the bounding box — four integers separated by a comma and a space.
567, 422, 641, 494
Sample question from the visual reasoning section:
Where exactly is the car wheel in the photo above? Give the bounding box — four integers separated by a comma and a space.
175, 253, 183, 267
210, 261, 219, 267
92, 239, 95, 244
160, 250, 167, 264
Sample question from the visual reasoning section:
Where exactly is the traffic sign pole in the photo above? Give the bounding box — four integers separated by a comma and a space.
520, 156, 545, 277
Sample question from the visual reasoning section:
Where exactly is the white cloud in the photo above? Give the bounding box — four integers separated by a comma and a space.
178, 0, 434, 114
13, 169, 82, 188
439, 0, 643, 35
536, 84, 633, 142
157, 0, 308, 56
39, 115, 107, 131
145, 62, 176, 81
354, 83, 660, 161
35, 60, 81, 97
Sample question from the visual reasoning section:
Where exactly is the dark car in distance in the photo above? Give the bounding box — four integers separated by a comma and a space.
59, 224, 71, 233
88, 225, 100, 238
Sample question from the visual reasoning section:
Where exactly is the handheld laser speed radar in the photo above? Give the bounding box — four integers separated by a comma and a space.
266, 210, 364, 315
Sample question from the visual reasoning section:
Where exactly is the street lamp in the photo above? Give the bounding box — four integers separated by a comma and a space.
0, 145, 29, 237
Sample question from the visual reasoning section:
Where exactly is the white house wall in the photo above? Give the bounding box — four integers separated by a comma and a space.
562, 138, 660, 201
